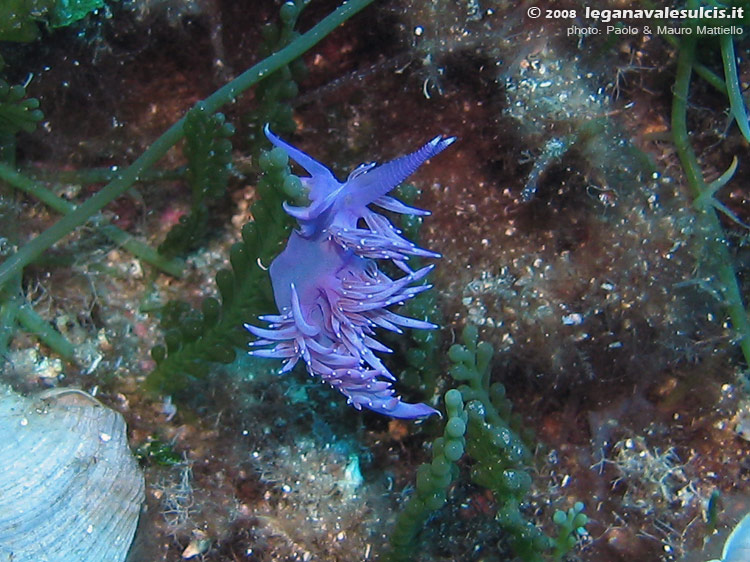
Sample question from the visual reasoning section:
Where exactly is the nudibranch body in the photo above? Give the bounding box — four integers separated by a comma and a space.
245, 126, 455, 418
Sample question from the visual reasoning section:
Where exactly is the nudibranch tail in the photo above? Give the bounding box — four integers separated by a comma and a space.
247, 128, 455, 419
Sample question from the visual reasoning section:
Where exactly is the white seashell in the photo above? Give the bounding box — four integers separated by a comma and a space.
0, 386, 145, 562
709, 511, 750, 562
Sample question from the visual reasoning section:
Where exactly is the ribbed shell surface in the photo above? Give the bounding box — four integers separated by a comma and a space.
0, 386, 145, 562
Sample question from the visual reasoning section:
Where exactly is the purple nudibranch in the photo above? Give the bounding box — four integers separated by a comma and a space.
245, 126, 455, 418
